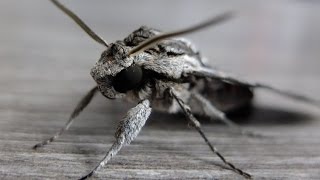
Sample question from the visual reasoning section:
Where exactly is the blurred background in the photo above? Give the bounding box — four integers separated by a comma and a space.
0, 0, 320, 179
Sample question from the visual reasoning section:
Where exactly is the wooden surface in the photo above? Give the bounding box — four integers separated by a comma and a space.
1, 0, 320, 179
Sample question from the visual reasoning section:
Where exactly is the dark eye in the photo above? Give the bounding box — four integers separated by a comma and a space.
112, 65, 143, 93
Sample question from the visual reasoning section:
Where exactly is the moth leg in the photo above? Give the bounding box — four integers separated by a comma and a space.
33, 86, 98, 150
169, 88, 252, 179
190, 91, 262, 137
79, 100, 151, 180
192, 69, 320, 106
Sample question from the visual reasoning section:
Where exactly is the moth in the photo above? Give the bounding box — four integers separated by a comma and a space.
33, 0, 320, 179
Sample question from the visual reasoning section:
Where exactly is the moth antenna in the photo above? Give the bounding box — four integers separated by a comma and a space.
50, 0, 108, 47
128, 11, 234, 56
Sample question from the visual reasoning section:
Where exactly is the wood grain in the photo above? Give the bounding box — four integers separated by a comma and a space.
1, 0, 320, 179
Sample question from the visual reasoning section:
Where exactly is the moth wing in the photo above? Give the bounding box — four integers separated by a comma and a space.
188, 66, 320, 107
199, 79, 254, 115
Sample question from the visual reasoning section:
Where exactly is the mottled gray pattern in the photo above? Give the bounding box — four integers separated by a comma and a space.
90, 26, 205, 104
90, 25, 254, 114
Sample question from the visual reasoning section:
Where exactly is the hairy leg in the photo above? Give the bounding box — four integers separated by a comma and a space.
191, 91, 262, 137
79, 99, 151, 180
169, 87, 251, 179
33, 86, 98, 149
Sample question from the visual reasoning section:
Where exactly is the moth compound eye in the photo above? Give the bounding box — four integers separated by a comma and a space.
112, 65, 143, 93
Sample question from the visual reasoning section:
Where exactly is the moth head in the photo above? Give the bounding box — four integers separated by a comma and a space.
90, 43, 143, 98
